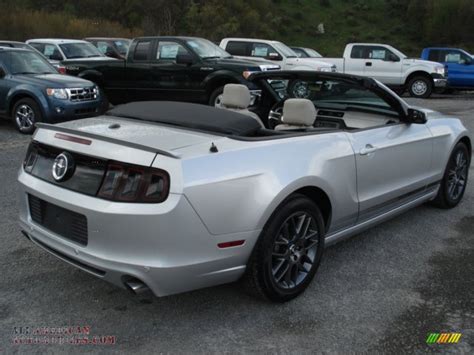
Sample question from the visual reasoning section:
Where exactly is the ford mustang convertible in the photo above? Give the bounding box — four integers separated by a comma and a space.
18, 71, 471, 302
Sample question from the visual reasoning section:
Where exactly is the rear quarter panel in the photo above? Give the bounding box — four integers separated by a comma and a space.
178, 132, 358, 236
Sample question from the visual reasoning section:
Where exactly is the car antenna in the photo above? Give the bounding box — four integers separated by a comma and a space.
210, 142, 218, 153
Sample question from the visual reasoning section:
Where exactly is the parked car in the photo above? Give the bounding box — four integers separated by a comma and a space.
219, 38, 335, 72
0, 40, 67, 74
26, 39, 112, 67
63, 36, 280, 106
421, 47, 474, 90
318, 43, 447, 98
18, 70, 470, 301
84, 37, 131, 59
291, 47, 323, 58
0, 47, 101, 133
0, 40, 35, 50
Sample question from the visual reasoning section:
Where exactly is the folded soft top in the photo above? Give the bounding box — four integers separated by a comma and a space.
106, 101, 262, 136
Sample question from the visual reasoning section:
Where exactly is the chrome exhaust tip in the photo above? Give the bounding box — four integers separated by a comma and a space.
124, 279, 150, 294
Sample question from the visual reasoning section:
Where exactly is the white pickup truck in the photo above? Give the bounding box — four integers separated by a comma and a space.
319, 43, 447, 98
219, 38, 336, 73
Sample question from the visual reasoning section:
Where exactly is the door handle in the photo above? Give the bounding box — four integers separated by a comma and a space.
365, 62, 372, 67
360, 144, 377, 155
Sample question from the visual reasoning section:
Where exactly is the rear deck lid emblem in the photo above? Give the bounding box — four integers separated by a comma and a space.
52, 152, 75, 181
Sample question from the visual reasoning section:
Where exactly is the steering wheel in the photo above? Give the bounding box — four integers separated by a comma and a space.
267, 100, 285, 129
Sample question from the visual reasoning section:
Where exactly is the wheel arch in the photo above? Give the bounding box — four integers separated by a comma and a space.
260, 184, 333, 233
204, 74, 240, 96
405, 70, 433, 87
8, 92, 46, 118
458, 135, 472, 156
78, 70, 104, 87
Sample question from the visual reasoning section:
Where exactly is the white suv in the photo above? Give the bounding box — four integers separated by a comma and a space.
220, 38, 335, 72
26, 39, 112, 66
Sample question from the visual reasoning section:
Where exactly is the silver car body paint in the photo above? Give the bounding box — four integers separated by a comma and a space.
18, 91, 470, 297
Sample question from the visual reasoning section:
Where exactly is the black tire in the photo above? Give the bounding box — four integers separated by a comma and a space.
243, 194, 325, 302
12, 98, 42, 134
407, 75, 433, 98
208, 86, 225, 107
431, 142, 470, 209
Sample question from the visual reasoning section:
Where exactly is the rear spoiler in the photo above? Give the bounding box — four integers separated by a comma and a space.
35, 123, 181, 159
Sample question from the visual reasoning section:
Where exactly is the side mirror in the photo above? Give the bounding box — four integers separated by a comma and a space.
406, 108, 427, 124
266, 53, 282, 61
0, 67, 5, 78
387, 53, 400, 62
176, 54, 194, 65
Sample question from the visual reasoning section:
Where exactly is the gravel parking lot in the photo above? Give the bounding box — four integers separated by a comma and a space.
0, 94, 473, 354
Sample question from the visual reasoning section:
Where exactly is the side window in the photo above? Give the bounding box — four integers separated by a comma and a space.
445, 50, 470, 64
292, 48, 307, 58
155, 41, 189, 62
33, 44, 61, 60
225, 41, 249, 56
427, 50, 441, 62
250, 43, 278, 58
133, 40, 151, 61
445, 51, 462, 63
350, 46, 366, 59
368, 47, 389, 60
96, 41, 110, 54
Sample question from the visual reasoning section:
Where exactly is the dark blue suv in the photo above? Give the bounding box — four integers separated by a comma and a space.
0, 47, 102, 133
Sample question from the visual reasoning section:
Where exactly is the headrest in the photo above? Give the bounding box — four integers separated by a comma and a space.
221, 84, 251, 109
282, 99, 316, 126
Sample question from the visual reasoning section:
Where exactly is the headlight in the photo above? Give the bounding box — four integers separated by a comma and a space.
435, 66, 445, 76
319, 67, 332, 72
46, 88, 68, 100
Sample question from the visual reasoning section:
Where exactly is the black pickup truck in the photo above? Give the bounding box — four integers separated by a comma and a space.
64, 36, 280, 106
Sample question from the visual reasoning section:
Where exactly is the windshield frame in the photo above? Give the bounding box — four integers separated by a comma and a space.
250, 71, 409, 119
0, 50, 57, 75
185, 38, 231, 59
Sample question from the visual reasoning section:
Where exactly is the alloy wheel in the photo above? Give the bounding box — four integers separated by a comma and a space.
447, 149, 468, 200
271, 212, 319, 289
15, 104, 35, 131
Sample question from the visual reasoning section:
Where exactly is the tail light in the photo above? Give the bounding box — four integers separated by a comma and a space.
98, 162, 170, 203
56, 65, 67, 75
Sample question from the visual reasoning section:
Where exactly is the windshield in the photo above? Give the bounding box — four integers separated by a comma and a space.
0, 50, 57, 75
270, 78, 395, 113
273, 42, 298, 58
114, 40, 130, 55
59, 42, 103, 59
305, 48, 322, 58
186, 39, 231, 59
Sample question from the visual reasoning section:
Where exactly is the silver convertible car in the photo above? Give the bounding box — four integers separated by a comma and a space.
18, 71, 471, 302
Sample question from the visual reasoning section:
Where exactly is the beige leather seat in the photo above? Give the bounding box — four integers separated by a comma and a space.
275, 99, 316, 131
220, 84, 264, 127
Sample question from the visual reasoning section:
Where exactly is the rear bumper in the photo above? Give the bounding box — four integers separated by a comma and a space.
18, 170, 259, 297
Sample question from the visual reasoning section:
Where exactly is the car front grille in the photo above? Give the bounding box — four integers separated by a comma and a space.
28, 194, 88, 246
67, 87, 98, 102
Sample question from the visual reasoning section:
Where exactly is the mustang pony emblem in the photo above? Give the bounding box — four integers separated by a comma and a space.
52, 152, 74, 181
